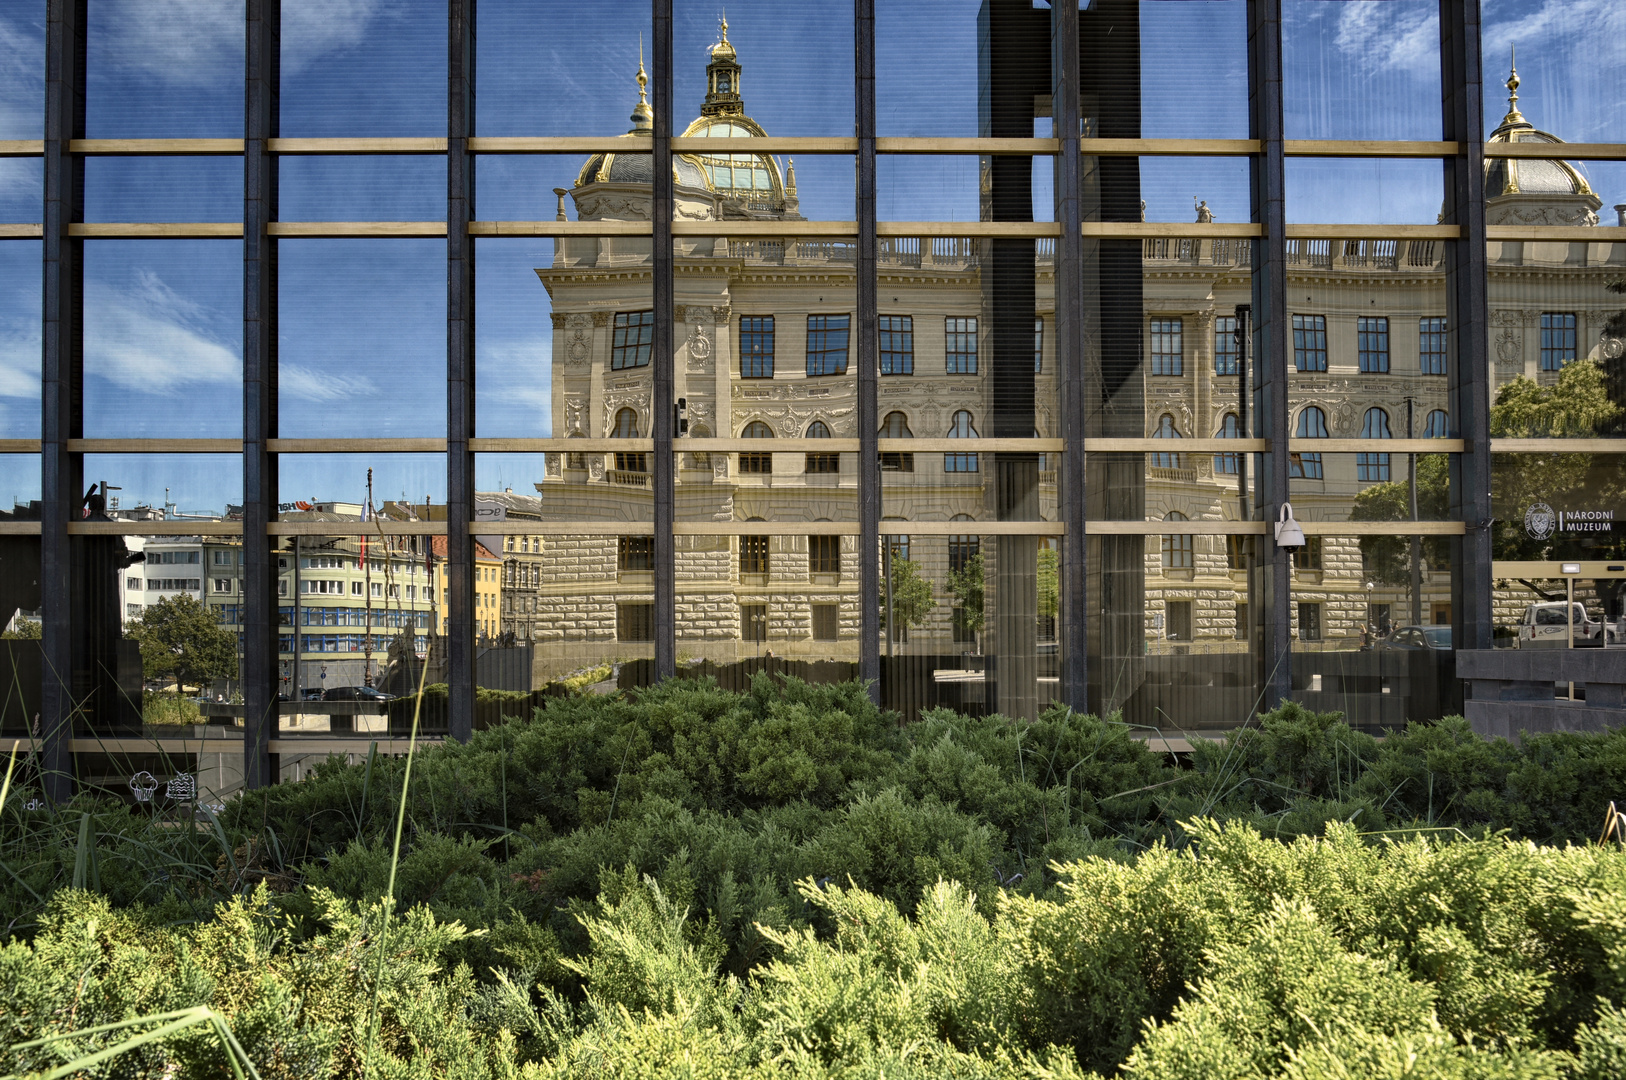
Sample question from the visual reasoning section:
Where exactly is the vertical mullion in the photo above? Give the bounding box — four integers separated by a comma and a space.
243, 0, 279, 787
447, 0, 476, 739
652, 0, 675, 679
40, 0, 85, 802
1440, 0, 1491, 651
856, 0, 878, 703
1247, 0, 1290, 709
1052, 0, 1084, 709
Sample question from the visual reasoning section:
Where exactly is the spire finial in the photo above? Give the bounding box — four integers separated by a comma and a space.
720, 12, 728, 42
1502, 45, 1525, 126
629, 35, 653, 132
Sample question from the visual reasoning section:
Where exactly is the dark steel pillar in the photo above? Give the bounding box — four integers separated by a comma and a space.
1052, 0, 1085, 710
1441, 0, 1492, 651
857, 0, 879, 703
40, 0, 85, 801
1248, 0, 1291, 709
651, 0, 675, 681
243, 0, 280, 785
446, 0, 476, 740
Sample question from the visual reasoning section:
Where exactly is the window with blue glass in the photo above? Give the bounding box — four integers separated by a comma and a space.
1034, 317, 1043, 373
806, 315, 850, 376
1151, 414, 1182, 468
945, 317, 977, 374
1213, 412, 1242, 474
944, 410, 978, 473
1214, 315, 1239, 375
880, 315, 913, 374
1291, 406, 1326, 479
1540, 312, 1576, 370
1357, 407, 1391, 481
1419, 316, 1446, 375
1293, 314, 1327, 372
1151, 318, 1183, 376
1424, 409, 1449, 439
740, 315, 774, 378
1357, 316, 1389, 373
611, 310, 654, 370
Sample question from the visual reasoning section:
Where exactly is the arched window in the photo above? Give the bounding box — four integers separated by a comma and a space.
944, 410, 979, 473
740, 419, 774, 473
1162, 511, 1193, 569
1151, 413, 1182, 469
805, 419, 838, 474
880, 411, 914, 472
740, 516, 769, 575
1213, 413, 1242, 474
1291, 406, 1326, 479
612, 408, 645, 475
1424, 409, 1449, 438
1357, 407, 1392, 481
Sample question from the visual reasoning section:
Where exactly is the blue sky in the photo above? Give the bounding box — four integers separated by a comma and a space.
0, 0, 1622, 514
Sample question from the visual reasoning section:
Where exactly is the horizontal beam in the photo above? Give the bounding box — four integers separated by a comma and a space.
1485, 226, 1626, 242
1286, 439, 1465, 453
268, 521, 446, 536
1484, 142, 1626, 160
267, 138, 447, 154
1283, 140, 1459, 157
0, 225, 43, 238
268, 438, 447, 453
68, 438, 242, 453
1487, 439, 1626, 453
67, 521, 243, 535
672, 136, 859, 154
879, 437, 1064, 452
0, 140, 44, 156
69, 223, 243, 238
1491, 561, 1626, 576
469, 220, 653, 236
1085, 438, 1268, 452
269, 222, 446, 238
0, 439, 43, 452
68, 138, 243, 155
1283, 224, 1460, 240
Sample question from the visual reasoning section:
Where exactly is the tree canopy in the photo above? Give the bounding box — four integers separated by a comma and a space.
126, 593, 237, 693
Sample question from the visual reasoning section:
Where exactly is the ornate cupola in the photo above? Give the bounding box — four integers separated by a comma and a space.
701, 17, 744, 118
1483, 49, 1602, 227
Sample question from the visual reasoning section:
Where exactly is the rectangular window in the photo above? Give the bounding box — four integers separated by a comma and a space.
1034, 316, 1043, 373
741, 603, 768, 643
1234, 603, 1249, 640
952, 607, 977, 644
126, 577, 141, 591
812, 603, 839, 641
1150, 317, 1183, 375
880, 315, 913, 375
213, 578, 231, 593
806, 315, 850, 376
805, 447, 839, 473
610, 310, 654, 370
1540, 312, 1576, 370
1214, 315, 1240, 375
212, 550, 230, 565
943, 449, 978, 473
1357, 316, 1389, 372
618, 536, 653, 572
947, 534, 979, 575
1162, 532, 1193, 570
1293, 536, 1323, 571
739, 445, 773, 474
945, 316, 977, 374
126, 603, 141, 617
1419, 316, 1447, 375
1356, 452, 1391, 482
1292, 314, 1327, 372
809, 535, 841, 575
1298, 602, 1322, 642
617, 603, 654, 642
1226, 535, 1250, 571
1167, 601, 1192, 642
740, 535, 769, 575
740, 315, 774, 378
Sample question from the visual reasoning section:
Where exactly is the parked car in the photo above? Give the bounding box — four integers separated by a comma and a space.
323, 685, 393, 702
1377, 625, 1453, 651
1517, 602, 1604, 649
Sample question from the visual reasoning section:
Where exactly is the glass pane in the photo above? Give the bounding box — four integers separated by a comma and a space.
83, 157, 240, 222
279, 0, 443, 136
1492, 576, 1626, 652
1138, 0, 1249, 140
270, 530, 438, 746
0, 158, 42, 223
1282, 0, 1442, 141
0, 490, 39, 737
1491, 453, 1625, 563
1286, 159, 1444, 224
476, 2, 650, 137
1290, 538, 1458, 731
1288, 453, 1454, 523
82, 453, 242, 518
1124, 574, 1259, 734
1486, 240, 1626, 439
479, 453, 651, 523
82, 240, 243, 438
0, 3, 46, 141
0, 240, 41, 438
278, 156, 443, 222
277, 239, 445, 438
882, 532, 1064, 723
276, 453, 445, 521
86, 0, 244, 138
1480, 4, 1626, 150
675, 2, 853, 137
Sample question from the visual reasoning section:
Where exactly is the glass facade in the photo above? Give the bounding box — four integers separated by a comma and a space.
5, 0, 1624, 798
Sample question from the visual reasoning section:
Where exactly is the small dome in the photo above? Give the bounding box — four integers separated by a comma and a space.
682, 116, 782, 198
576, 151, 709, 190
1483, 56, 1596, 201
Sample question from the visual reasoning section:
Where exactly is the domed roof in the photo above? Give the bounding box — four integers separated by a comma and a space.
1484, 58, 1597, 202
681, 115, 783, 201
574, 47, 713, 193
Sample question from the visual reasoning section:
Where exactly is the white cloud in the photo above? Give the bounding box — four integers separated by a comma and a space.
279, 364, 378, 404
0, 13, 45, 139
1332, 2, 1440, 75
83, 270, 239, 393
92, 0, 385, 87
1483, 0, 1626, 141
0, 317, 40, 401
477, 336, 554, 430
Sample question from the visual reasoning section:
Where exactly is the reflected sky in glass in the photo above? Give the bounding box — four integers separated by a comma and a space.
0, 240, 40, 439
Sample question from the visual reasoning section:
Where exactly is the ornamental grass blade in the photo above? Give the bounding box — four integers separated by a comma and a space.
8, 1005, 262, 1080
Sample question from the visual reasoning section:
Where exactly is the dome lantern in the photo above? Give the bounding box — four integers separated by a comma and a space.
702, 17, 744, 118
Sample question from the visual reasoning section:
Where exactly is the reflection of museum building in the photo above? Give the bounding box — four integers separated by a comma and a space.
524, 36, 1621, 674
